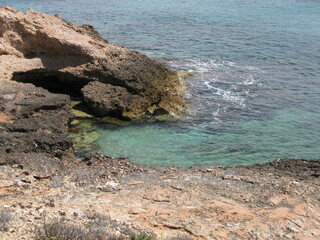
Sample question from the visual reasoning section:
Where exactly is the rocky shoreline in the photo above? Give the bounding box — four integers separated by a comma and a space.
0, 6, 319, 240
0, 6, 186, 120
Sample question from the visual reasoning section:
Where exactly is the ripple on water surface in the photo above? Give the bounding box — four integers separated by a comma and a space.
97, 108, 320, 167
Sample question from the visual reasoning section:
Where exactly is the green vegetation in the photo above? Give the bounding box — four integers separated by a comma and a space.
132, 232, 153, 240
68, 120, 101, 156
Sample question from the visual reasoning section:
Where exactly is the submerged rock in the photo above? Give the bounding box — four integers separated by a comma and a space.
0, 6, 186, 119
68, 120, 101, 156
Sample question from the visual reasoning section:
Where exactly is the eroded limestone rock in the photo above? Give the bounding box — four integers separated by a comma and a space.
0, 6, 186, 119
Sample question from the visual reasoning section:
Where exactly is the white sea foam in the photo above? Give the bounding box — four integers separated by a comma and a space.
243, 66, 262, 71
213, 87, 246, 108
202, 79, 246, 108
167, 58, 261, 74
212, 106, 220, 116
243, 75, 255, 85
204, 80, 215, 89
169, 58, 262, 118
212, 105, 222, 122
168, 58, 227, 73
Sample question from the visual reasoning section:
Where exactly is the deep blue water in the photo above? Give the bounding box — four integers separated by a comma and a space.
3, 0, 320, 166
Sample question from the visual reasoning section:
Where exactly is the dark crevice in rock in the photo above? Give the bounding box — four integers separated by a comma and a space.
35, 104, 67, 111
12, 69, 90, 98
153, 108, 169, 116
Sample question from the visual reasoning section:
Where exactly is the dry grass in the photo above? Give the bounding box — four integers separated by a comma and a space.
34, 213, 138, 240
0, 208, 12, 232
34, 217, 119, 240
35, 218, 87, 240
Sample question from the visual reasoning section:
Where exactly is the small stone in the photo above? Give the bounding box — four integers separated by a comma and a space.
54, 14, 61, 19
128, 208, 148, 215
38, 209, 45, 214
292, 219, 304, 228
287, 223, 299, 233
105, 181, 119, 188
59, 211, 66, 216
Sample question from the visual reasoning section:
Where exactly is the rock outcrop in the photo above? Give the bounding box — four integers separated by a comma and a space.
0, 6, 185, 119
0, 82, 73, 164
1, 155, 319, 240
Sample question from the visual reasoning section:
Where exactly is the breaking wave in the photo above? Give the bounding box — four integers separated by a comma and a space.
167, 58, 261, 124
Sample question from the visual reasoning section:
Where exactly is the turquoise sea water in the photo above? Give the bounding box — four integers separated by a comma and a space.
4, 0, 320, 166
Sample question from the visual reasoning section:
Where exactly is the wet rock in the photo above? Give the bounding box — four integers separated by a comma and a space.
68, 119, 101, 156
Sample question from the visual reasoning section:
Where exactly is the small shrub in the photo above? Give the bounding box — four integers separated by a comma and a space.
34, 216, 128, 240
86, 212, 133, 239
86, 213, 118, 239
86, 212, 110, 229
0, 209, 12, 232
131, 232, 152, 240
35, 218, 88, 240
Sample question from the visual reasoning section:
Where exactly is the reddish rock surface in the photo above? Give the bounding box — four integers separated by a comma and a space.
0, 155, 319, 240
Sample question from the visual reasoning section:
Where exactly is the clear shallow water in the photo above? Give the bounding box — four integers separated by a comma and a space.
4, 0, 320, 166
98, 109, 319, 166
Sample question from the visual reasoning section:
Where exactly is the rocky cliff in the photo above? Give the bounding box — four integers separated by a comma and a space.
0, 6, 185, 119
